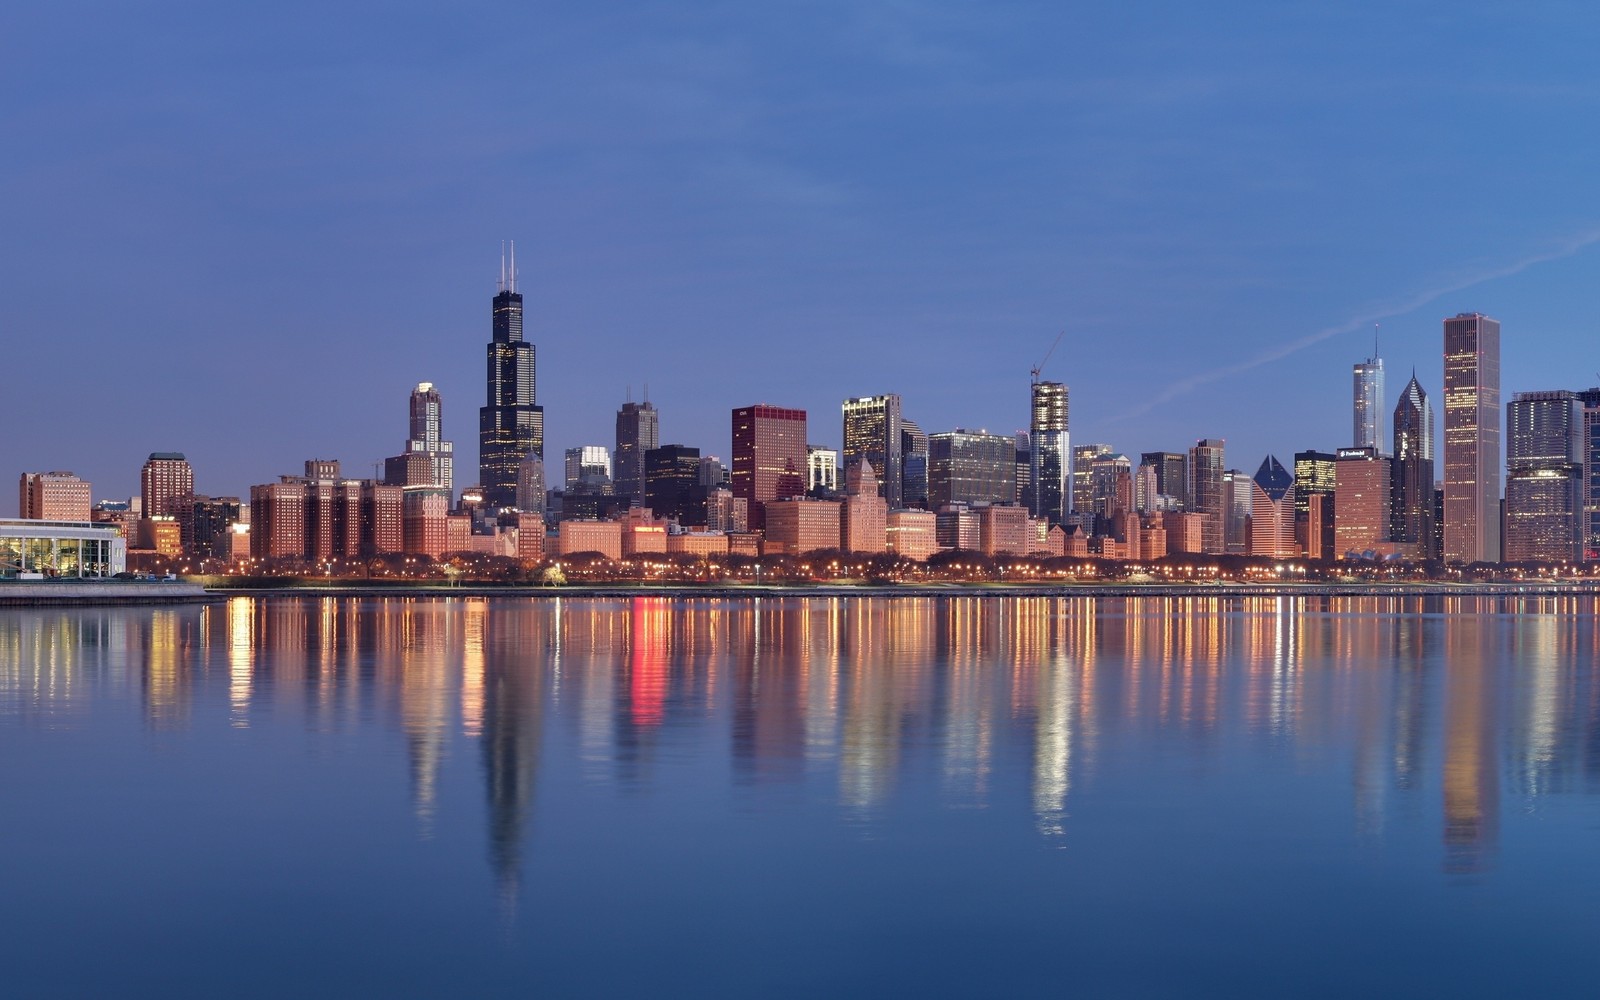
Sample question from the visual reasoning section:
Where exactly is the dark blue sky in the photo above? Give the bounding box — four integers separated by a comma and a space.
6, 1, 1600, 509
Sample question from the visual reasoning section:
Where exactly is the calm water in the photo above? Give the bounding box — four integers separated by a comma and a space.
3, 594, 1599, 997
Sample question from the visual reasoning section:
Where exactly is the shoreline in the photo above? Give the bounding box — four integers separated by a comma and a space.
196, 580, 1600, 601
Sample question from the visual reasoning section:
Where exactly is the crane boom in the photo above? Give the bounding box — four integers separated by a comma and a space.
1030, 330, 1065, 383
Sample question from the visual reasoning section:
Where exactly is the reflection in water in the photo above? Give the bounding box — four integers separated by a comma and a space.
6, 594, 1600, 898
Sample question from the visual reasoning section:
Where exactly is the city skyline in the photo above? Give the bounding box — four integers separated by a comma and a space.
7, 4, 1600, 507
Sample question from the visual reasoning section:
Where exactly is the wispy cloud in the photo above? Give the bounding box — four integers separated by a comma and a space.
1109, 226, 1600, 421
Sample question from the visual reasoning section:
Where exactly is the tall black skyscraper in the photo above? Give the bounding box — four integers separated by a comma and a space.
1391, 373, 1436, 559
478, 242, 544, 510
614, 397, 660, 506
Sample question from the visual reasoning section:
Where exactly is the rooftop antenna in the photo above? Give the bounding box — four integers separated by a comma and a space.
509, 239, 518, 294
1373, 322, 1380, 360
498, 241, 507, 293
1031, 330, 1065, 384
643, 381, 649, 403
626, 384, 633, 403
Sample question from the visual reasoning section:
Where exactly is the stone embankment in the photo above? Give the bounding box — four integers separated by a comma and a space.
0, 581, 215, 607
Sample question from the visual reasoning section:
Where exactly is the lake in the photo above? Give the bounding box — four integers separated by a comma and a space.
2, 594, 1597, 997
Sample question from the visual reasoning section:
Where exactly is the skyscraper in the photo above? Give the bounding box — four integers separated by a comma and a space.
1188, 439, 1225, 553
1071, 443, 1110, 524
1504, 390, 1582, 563
842, 394, 903, 509
1580, 388, 1600, 560
385, 382, 454, 493
1443, 313, 1501, 563
140, 453, 193, 518
644, 445, 705, 525
1222, 468, 1251, 554
731, 404, 807, 529
1030, 381, 1070, 525
1353, 352, 1385, 450
1335, 447, 1392, 557
900, 418, 928, 509
564, 446, 612, 490
928, 430, 1016, 508
1139, 452, 1188, 508
1391, 373, 1436, 559
1250, 455, 1297, 558
1294, 450, 1337, 559
614, 398, 659, 506
478, 243, 544, 510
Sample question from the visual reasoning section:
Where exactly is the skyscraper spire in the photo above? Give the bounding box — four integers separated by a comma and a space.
499, 241, 507, 293
508, 239, 517, 294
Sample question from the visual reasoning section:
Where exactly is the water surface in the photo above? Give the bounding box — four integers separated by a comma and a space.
2, 594, 1597, 997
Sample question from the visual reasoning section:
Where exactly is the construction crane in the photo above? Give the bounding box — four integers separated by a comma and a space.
1030, 330, 1065, 384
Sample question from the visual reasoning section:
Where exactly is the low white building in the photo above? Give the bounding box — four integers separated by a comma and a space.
0, 519, 127, 578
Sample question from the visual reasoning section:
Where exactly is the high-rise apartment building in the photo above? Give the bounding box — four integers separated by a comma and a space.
1030, 382, 1071, 525
1250, 455, 1297, 558
1504, 390, 1582, 563
1580, 388, 1600, 560
842, 394, 903, 509
1353, 353, 1385, 450
479, 243, 544, 510
1188, 439, 1226, 553
614, 399, 659, 505
19, 472, 91, 521
731, 404, 807, 530
1443, 313, 1501, 563
928, 430, 1016, 508
140, 453, 194, 518
1391, 374, 1436, 559
385, 382, 454, 493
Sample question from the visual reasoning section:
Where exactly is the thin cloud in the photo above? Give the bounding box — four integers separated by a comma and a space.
1109, 226, 1600, 422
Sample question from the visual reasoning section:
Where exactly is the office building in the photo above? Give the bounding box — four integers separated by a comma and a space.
1222, 468, 1252, 554
1581, 388, 1600, 559
19, 472, 91, 522
928, 429, 1016, 508
1504, 390, 1583, 563
614, 398, 659, 505
807, 446, 839, 496
515, 454, 546, 515
1188, 439, 1226, 553
1089, 453, 1134, 527
900, 418, 929, 509
1335, 447, 1392, 557
1071, 443, 1110, 530
886, 509, 939, 561
644, 445, 705, 525
1030, 381, 1071, 525
762, 498, 841, 556
1250, 455, 1296, 558
978, 504, 1031, 557
1294, 450, 1337, 559
1353, 352, 1385, 451
479, 243, 544, 509
731, 404, 807, 529
1391, 374, 1436, 559
840, 460, 888, 554
385, 382, 454, 491
842, 394, 903, 509
564, 446, 612, 491
140, 453, 193, 518
1140, 452, 1189, 508
1443, 313, 1501, 563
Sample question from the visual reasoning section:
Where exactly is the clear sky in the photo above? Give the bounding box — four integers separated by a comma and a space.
6, 1, 1600, 510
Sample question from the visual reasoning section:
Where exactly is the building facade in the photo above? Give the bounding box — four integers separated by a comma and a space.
841, 394, 904, 510
1353, 353, 1385, 451
140, 453, 193, 518
1030, 381, 1071, 525
19, 472, 91, 522
731, 404, 808, 530
928, 430, 1016, 508
1504, 390, 1583, 563
1334, 447, 1392, 557
1391, 374, 1436, 560
478, 244, 544, 509
1250, 455, 1297, 558
1442, 312, 1501, 563
1188, 439, 1226, 554
614, 399, 659, 505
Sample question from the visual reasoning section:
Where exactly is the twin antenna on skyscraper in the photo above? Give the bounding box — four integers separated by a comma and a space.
498, 240, 519, 294
1030, 330, 1065, 384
